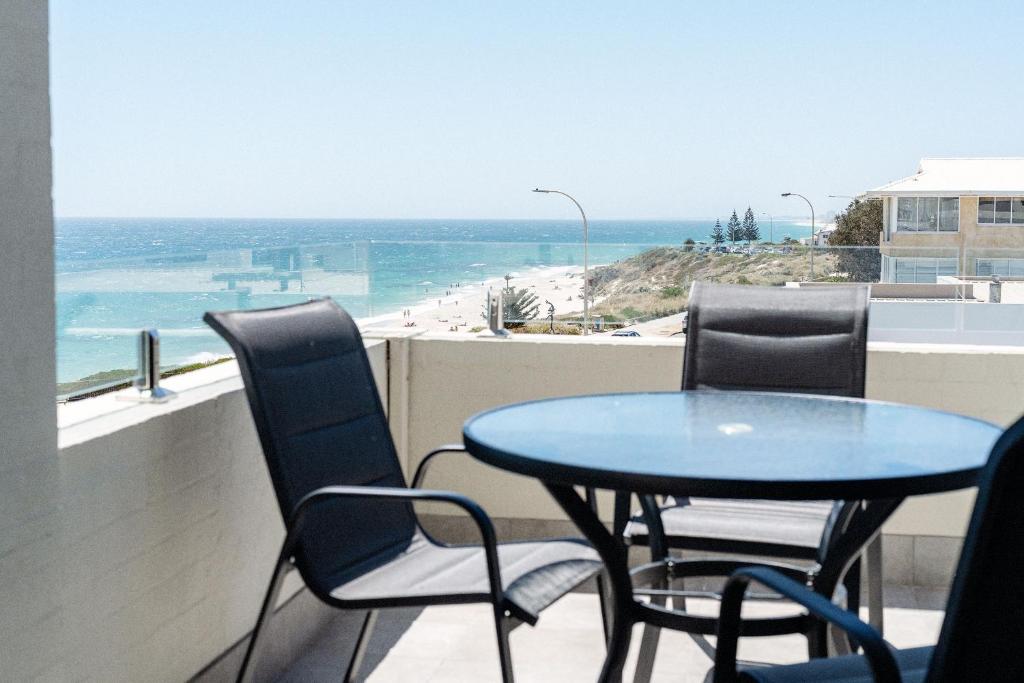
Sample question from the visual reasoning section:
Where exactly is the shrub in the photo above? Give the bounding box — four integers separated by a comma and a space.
621, 306, 642, 319
514, 323, 581, 335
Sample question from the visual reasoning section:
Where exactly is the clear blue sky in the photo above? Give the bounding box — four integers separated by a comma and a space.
50, 1, 1024, 220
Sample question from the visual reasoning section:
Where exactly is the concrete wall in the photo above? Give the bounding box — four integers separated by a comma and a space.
55, 344, 388, 681
0, 2, 64, 678
392, 333, 1024, 535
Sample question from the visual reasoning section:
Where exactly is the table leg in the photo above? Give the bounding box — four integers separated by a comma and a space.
545, 483, 636, 683
815, 498, 902, 656
866, 535, 885, 634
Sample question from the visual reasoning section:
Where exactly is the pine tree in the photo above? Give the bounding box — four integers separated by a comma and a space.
742, 207, 760, 243
503, 287, 540, 321
726, 210, 742, 244
711, 218, 725, 245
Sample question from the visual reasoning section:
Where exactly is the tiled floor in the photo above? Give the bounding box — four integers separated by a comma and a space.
275, 585, 946, 682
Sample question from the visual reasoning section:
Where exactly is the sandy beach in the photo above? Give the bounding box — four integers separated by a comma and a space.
359, 264, 591, 333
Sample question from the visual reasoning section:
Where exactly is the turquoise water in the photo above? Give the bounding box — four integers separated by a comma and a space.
56, 218, 809, 385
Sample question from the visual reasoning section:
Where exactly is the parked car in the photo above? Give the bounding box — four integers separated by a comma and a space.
611, 329, 641, 337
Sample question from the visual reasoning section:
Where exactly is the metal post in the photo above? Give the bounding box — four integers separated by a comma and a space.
782, 193, 816, 280
483, 288, 510, 337
762, 212, 774, 244
117, 329, 177, 403
534, 188, 589, 334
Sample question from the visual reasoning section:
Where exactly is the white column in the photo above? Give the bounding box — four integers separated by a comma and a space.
0, 1, 65, 678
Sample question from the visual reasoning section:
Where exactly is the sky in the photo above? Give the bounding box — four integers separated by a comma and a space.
50, 1, 1024, 220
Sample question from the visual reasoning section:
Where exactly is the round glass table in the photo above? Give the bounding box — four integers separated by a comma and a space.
462, 391, 1000, 682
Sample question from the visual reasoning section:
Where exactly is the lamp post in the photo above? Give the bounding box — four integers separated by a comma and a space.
782, 192, 815, 280
761, 212, 774, 244
533, 188, 589, 335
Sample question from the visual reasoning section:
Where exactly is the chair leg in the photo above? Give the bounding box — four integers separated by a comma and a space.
344, 609, 378, 683
840, 557, 862, 653
493, 606, 515, 683
806, 620, 829, 660
236, 558, 291, 683
632, 571, 668, 683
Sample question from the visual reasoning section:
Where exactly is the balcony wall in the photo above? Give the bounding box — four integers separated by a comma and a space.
391, 332, 1024, 538
55, 342, 388, 681
50, 330, 1024, 679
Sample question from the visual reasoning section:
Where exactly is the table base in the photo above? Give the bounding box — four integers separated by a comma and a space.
544, 483, 902, 683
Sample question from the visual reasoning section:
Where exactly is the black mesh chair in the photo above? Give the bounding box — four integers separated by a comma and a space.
616, 282, 874, 677
205, 299, 603, 683
714, 412, 1024, 683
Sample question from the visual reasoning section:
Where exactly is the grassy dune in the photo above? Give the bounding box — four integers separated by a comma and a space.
588, 247, 832, 324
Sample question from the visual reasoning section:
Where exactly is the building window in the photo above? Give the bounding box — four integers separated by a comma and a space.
881, 255, 958, 283
978, 197, 1024, 225
896, 197, 959, 232
977, 258, 1024, 277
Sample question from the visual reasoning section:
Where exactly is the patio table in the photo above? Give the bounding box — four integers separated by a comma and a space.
462, 391, 1000, 682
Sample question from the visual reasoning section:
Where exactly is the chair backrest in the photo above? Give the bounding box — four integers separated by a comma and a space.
927, 413, 1024, 682
204, 299, 416, 595
682, 282, 869, 397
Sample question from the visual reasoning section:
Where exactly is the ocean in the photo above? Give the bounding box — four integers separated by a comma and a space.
55, 218, 810, 385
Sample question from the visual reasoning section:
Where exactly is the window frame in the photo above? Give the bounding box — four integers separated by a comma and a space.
894, 196, 959, 233
977, 196, 1024, 226
889, 256, 959, 283
976, 258, 1024, 277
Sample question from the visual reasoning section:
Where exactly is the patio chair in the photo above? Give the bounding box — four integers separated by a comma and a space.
616, 282, 873, 676
713, 411, 1024, 683
204, 299, 603, 683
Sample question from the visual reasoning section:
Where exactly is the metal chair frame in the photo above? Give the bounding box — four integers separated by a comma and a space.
205, 301, 604, 683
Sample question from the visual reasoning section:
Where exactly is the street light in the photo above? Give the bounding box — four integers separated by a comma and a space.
760, 212, 774, 244
533, 188, 590, 335
782, 192, 815, 280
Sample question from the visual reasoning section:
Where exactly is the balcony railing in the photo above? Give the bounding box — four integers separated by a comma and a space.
56, 238, 1024, 399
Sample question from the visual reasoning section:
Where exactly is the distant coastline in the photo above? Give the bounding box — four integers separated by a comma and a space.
54, 217, 814, 387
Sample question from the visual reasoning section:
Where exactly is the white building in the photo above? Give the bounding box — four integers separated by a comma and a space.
864, 158, 1024, 282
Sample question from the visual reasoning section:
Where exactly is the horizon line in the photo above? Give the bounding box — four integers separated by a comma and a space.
54, 214, 817, 222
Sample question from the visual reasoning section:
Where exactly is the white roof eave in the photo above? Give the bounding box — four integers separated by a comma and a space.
865, 189, 1020, 198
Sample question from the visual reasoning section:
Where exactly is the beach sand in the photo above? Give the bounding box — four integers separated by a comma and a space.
359, 265, 590, 333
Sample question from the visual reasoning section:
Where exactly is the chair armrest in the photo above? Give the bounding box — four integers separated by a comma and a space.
714, 566, 900, 683
285, 485, 507, 605
289, 484, 497, 552
411, 444, 469, 488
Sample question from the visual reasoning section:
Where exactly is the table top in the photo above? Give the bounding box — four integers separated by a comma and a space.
462, 392, 1001, 500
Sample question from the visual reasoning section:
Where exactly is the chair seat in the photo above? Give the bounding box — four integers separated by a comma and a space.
624, 498, 833, 555
738, 645, 933, 682
330, 533, 602, 625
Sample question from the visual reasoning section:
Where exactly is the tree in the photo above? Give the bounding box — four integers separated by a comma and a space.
726, 210, 743, 244
710, 219, 725, 245
683, 238, 696, 252
742, 207, 759, 243
502, 286, 540, 323
828, 199, 883, 282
